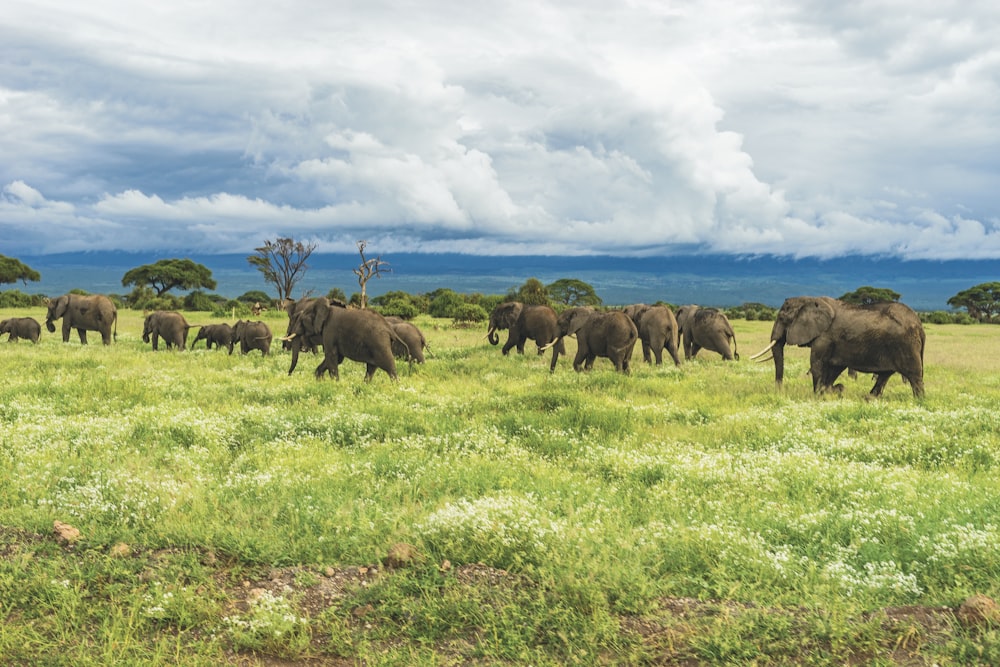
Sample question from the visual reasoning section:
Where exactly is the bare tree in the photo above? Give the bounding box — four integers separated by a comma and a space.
247, 237, 317, 303
353, 240, 391, 309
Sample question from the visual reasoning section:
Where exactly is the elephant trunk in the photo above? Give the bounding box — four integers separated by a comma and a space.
486, 324, 499, 345
772, 340, 786, 387
45, 319, 56, 333
548, 337, 564, 372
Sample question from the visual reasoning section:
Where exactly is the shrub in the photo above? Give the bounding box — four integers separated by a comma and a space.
452, 303, 488, 325
0, 290, 46, 308
376, 298, 420, 320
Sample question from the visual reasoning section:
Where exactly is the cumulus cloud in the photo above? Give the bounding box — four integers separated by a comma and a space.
2, 0, 999, 258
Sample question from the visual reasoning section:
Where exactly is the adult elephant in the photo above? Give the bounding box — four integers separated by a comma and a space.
45, 293, 117, 345
282, 296, 331, 374
0, 317, 41, 343
388, 320, 428, 364
191, 323, 234, 354
622, 304, 682, 367
233, 320, 273, 356
545, 306, 638, 373
142, 311, 194, 350
486, 301, 565, 358
284, 297, 405, 381
675, 305, 739, 361
750, 296, 925, 398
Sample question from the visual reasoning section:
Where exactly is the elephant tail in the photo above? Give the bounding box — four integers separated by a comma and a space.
731, 331, 739, 361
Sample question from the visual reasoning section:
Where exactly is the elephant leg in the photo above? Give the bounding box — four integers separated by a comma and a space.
666, 340, 682, 366
78, 328, 89, 345
501, 334, 516, 356
364, 363, 377, 382
869, 372, 894, 397
641, 340, 652, 364
690, 343, 701, 358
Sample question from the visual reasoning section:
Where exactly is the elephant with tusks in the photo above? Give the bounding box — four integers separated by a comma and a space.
750, 296, 925, 398
283, 297, 407, 381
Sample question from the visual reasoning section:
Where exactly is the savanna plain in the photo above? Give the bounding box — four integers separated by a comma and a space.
1, 307, 999, 666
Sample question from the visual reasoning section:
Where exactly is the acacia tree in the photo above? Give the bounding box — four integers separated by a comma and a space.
839, 286, 901, 305
947, 282, 1000, 322
121, 258, 216, 296
0, 255, 41, 286
352, 240, 390, 309
247, 237, 317, 304
547, 278, 602, 307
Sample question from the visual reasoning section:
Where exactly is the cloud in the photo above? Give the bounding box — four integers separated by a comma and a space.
2, 0, 1000, 259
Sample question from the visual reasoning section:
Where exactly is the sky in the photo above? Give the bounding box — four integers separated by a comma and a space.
2, 0, 1000, 260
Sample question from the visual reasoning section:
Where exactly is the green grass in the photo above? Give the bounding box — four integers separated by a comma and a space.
1, 307, 999, 664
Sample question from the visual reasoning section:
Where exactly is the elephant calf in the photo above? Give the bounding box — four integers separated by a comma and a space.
388, 320, 427, 364
191, 323, 235, 354
0, 317, 41, 343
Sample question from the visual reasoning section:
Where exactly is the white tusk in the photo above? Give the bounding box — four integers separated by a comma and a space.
280, 333, 297, 341
749, 340, 777, 360
755, 355, 773, 364
539, 340, 557, 351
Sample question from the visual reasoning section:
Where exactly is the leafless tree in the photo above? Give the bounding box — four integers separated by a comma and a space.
353, 240, 391, 309
247, 237, 317, 303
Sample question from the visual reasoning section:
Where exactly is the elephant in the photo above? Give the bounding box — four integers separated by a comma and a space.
0, 317, 41, 343
142, 311, 195, 350
750, 296, 925, 398
283, 297, 406, 381
45, 293, 118, 345
233, 320, 273, 356
282, 296, 330, 374
191, 323, 235, 354
622, 304, 682, 366
486, 301, 565, 358
545, 306, 638, 373
675, 305, 739, 361
388, 320, 428, 364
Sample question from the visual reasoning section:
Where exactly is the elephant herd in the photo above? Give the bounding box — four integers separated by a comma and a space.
486, 297, 926, 399
10, 292, 926, 398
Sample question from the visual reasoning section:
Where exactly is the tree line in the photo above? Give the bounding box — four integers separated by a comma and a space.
0, 249, 993, 325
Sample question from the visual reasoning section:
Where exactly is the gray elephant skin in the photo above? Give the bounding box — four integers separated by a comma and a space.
0, 317, 41, 343
385, 318, 428, 364
285, 297, 405, 381
486, 301, 565, 357
752, 296, 925, 398
282, 296, 331, 374
233, 320, 273, 356
548, 306, 638, 373
191, 323, 235, 354
675, 305, 739, 361
622, 304, 682, 366
45, 293, 118, 345
142, 311, 195, 350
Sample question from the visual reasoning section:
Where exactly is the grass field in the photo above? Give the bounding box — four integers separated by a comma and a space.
1, 306, 999, 665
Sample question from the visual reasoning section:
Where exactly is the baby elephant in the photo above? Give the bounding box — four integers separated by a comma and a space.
233, 320, 272, 356
191, 323, 235, 354
386, 319, 427, 364
0, 317, 41, 343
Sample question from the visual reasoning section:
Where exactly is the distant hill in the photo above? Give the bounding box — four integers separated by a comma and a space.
14, 251, 1000, 311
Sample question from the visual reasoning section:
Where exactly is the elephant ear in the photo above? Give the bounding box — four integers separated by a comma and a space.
786, 298, 835, 346
310, 297, 332, 335
500, 302, 523, 328
53, 295, 70, 319
563, 308, 591, 335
